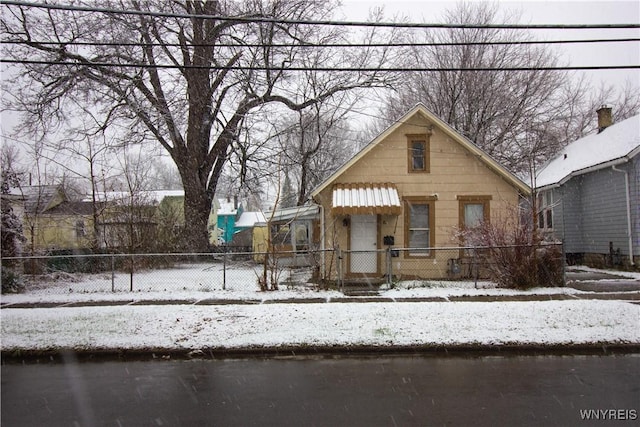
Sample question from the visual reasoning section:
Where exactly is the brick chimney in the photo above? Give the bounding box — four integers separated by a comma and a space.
596, 105, 612, 133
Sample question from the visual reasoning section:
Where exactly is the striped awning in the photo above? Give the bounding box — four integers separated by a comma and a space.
332, 183, 401, 215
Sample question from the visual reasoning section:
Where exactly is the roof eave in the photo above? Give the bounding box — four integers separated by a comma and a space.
311, 104, 531, 198
536, 153, 635, 190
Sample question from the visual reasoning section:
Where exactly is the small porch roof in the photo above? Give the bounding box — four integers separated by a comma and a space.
332, 183, 401, 215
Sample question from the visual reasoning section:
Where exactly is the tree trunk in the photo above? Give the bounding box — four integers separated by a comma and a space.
180, 172, 214, 253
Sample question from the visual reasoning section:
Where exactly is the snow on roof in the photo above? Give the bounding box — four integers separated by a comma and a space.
235, 211, 266, 228
86, 190, 184, 204
217, 199, 238, 215
536, 114, 640, 188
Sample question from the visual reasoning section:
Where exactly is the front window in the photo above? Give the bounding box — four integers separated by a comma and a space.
404, 198, 436, 257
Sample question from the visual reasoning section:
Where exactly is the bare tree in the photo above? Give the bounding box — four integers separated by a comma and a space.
381, 2, 570, 174
2, 0, 394, 251
376, 2, 639, 175
277, 105, 358, 205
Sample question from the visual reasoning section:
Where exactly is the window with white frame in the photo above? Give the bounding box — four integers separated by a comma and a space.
537, 191, 553, 230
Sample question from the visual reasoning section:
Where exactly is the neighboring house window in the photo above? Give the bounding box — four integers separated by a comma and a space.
271, 223, 290, 246
537, 191, 553, 230
407, 134, 430, 173
404, 197, 436, 257
294, 223, 310, 251
75, 220, 86, 238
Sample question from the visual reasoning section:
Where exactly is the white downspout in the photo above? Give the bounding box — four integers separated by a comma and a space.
318, 203, 326, 279
612, 166, 635, 265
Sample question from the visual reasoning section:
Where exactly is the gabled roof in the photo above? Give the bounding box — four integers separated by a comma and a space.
22, 185, 66, 214
311, 103, 530, 198
235, 211, 267, 228
86, 190, 184, 204
536, 114, 640, 189
44, 201, 96, 216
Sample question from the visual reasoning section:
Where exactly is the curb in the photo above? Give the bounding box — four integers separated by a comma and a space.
3, 343, 640, 364
2, 292, 640, 309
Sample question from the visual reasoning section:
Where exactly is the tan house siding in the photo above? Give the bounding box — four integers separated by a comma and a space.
312, 105, 529, 280
25, 214, 95, 252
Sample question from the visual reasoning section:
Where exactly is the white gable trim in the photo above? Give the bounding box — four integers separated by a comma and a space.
311, 103, 530, 198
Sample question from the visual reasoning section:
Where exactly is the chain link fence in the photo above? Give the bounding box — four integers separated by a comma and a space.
2, 250, 327, 295
341, 243, 565, 289
2, 243, 564, 295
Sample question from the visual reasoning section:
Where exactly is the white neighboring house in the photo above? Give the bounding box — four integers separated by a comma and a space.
535, 107, 639, 268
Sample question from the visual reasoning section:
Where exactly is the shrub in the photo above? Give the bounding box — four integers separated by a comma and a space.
1, 266, 24, 293
455, 211, 564, 290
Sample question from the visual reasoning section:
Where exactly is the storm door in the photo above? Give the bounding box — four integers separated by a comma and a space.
350, 215, 377, 274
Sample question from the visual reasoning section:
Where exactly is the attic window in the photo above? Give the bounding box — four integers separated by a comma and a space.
407, 134, 430, 173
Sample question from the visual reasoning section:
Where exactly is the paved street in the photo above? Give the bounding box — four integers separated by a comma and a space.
2, 353, 638, 426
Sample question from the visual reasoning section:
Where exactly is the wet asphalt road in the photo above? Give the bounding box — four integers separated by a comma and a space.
2, 353, 639, 426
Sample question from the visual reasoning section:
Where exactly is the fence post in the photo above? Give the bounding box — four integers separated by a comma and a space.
111, 254, 115, 293
336, 246, 343, 291
386, 246, 392, 286
472, 248, 478, 289
129, 254, 134, 292
561, 242, 566, 287
222, 246, 227, 291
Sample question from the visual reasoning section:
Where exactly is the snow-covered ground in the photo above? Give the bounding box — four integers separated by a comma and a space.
1, 265, 639, 353
5, 263, 639, 304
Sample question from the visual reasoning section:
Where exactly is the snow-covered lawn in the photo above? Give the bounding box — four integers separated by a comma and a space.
2, 264, 638, 352
2, 300, 639, 352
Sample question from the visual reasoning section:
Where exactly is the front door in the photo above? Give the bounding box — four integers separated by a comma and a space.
350, 215, 377, 274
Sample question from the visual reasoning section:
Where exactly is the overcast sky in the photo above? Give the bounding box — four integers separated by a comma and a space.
339, 0, 640, 90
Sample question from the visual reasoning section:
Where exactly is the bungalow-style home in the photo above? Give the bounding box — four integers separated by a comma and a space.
20, 185, 96, 253
536, 107, 639, 269
310, 103, 531, 281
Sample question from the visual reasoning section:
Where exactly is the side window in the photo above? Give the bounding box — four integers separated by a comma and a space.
404, 198, 436, 257
458, 196, 491, 231
407, 134, 430, 173
458, 196, 490, 254
537, 191, 553, 230
75, 220, 86, 238
464, 203, 485, 229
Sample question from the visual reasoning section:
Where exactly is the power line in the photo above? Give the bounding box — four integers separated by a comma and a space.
3, 38, 639, 48
2, 0, 640, 30
2, 59, 638, 71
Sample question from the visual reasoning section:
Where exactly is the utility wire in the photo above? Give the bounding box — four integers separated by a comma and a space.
2, 0, 640, 30
1, 59, 638, 71
2, 38, 639, 48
